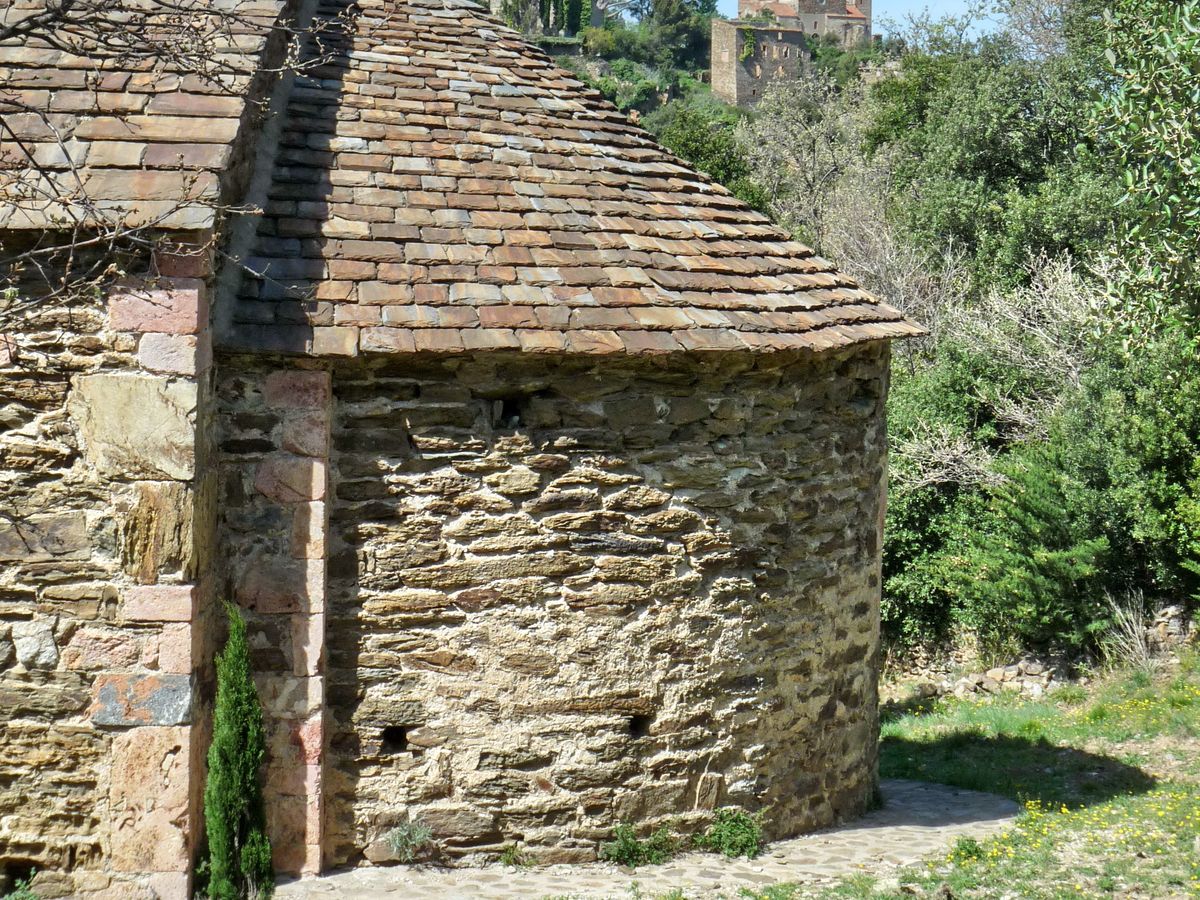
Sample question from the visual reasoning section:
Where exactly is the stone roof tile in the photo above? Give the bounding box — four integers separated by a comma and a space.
0, 0, 288, 229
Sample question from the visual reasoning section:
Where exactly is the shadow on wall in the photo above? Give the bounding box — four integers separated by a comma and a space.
880, 732, 1157, 811
228, 0, 362, 354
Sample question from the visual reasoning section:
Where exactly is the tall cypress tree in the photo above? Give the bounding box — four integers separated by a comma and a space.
202, 602, 273, 899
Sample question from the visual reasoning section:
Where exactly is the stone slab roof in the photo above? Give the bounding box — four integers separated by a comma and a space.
231, 0, 921, 356
0, 0, 288, 229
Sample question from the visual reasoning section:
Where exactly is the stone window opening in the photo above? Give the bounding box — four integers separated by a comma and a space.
4, 863, 36, 893
381, 724, 420, 756
628, 714, 652, 739
493, 396, 525, 429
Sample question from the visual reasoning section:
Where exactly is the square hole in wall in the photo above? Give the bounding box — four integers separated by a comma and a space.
381, 725, 419, 754
628, 714, 653, 739
495, 397, 523, 428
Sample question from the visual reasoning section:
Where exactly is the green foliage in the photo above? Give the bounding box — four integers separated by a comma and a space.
738, 27, 754, 62
1100, 0, 1200, 320
499, 843, 531, 867
386, 818, 433, 863
865, 34, 1117, 292
202, 602, 273, 900
648, 101, 765, 211
810, 33, 886, 86
573, 0, 711, 70
1059, 330, 1200, 602
1, 877, 38, 900
951, 444, 1111, 654
580, 26, 616, 57
694, 808, 763, 859
599, 823, 679, 867
950, 835, 984, 862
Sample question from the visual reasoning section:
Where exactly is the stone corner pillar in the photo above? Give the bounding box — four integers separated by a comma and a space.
81, 239, 217, 899
230, 367, 333, 876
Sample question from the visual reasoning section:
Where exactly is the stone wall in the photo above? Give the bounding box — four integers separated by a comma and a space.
215, 367, 333, 876
0, 238, 218, 899
711, 20, 810, 108
217, 342, 889, 868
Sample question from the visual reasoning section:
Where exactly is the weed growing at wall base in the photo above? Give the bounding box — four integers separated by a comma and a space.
386, 818, 433, 863
600, 824, 680, 867
0, 877, 37, 900
694, 808, 763, 859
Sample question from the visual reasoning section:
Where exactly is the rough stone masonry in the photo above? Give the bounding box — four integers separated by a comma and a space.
217, 347, 890, 868
0, 0, 919, 895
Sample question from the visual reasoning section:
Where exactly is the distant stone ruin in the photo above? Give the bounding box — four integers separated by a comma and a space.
711, 0, 872, 107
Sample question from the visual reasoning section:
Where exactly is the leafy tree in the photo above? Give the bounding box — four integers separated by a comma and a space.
865, 31, 1117, 292
202, 602, 273, 900
651, 103, 765, 211
951, 444, 1110, 654
737, 73, 864, 249
1100, 0, 1200, 323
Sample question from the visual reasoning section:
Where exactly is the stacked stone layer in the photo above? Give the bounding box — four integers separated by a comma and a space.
218, 345, 888, 866
0, 241, 219, 900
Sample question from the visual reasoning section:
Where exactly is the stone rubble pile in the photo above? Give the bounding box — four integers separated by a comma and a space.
889, 606, 1195, 709
909, 659, 1058, 703
1148, 605, 1192, 651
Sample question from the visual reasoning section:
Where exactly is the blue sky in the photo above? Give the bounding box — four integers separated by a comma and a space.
714, 0, 980, 33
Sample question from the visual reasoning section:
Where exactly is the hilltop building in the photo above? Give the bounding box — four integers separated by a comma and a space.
712, 0, 871, 106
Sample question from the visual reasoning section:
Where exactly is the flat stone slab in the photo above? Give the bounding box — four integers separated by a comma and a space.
276, 780, 1019, 899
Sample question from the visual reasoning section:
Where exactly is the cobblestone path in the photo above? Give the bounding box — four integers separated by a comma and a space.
277, 780, 1019, 899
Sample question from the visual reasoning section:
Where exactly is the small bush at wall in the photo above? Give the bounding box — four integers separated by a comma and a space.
599, 823, 679, 867
694, 808, 763, 859
498, 844, 531, 867
1, 877, 38, 900
201, 602, 273, 900
386, 818, 433, 863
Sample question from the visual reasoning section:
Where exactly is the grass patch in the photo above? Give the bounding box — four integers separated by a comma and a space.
801, 650, 1200, 898
500, 843, 532, 868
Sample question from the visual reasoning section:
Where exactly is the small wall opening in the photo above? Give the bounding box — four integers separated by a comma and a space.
381, 725, 417, 754
628, 714, 652, 739
2, 862, 36, 894
497, 397, 523, 428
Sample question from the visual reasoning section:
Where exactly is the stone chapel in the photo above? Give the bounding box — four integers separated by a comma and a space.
0, 0, 919, 896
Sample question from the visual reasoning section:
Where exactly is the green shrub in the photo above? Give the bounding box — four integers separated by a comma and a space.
694, 808, 763, 859
1, 876, 38, 900
950, 835, 984, 862
386, 818, 433, 863
201, 602, 273, 900
581, 26, 616, 57
599, 823, 678, 867
498, 843, 531, 867
950, 444, 1111, 654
